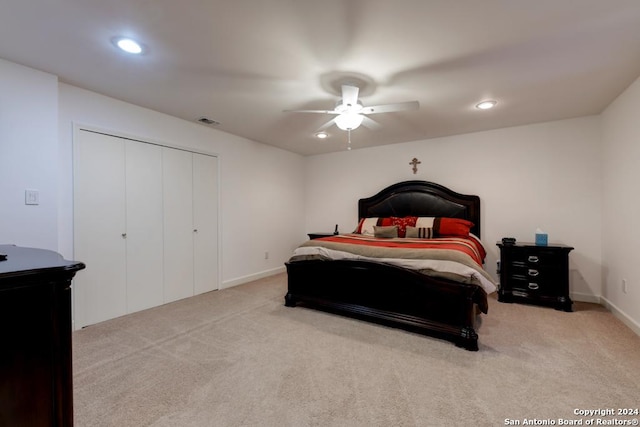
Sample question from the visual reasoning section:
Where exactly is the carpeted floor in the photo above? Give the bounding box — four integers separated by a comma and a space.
73, 273, 640, 426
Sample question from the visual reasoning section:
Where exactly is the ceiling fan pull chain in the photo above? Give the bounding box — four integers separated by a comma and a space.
347, 129, 352, 150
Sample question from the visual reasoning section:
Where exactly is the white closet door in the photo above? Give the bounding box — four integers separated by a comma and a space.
163, 148, 194, 303
193, 154, 219, 294
125, 141, 164, 312
74, 130, 127, 327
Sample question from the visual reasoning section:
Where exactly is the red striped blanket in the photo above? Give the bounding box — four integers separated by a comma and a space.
291, 234, 497, 294
300, 234, 486, 265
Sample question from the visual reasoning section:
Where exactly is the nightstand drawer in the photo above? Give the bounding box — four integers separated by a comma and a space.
507, 247, 564, 266
508, 263, 561, 282
508, 275, 557, 296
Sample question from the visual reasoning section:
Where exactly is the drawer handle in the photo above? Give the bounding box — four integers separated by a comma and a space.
528, 283, 539, 290
528, 256, 539, 263
528, 269, 539, 277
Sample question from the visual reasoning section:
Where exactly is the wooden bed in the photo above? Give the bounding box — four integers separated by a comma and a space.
284, 180, 490, 351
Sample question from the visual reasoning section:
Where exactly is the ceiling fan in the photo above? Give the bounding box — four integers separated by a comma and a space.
285, 84, 419, 132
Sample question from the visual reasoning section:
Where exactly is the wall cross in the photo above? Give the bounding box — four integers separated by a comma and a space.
409, 157, 421, 174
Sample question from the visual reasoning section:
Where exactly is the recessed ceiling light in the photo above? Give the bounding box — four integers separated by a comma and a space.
315, 132, 329, 139
476, 100, 497, 110
112, 37, 145, 54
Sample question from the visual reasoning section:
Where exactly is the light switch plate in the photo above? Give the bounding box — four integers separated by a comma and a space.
25, 189, 39, 205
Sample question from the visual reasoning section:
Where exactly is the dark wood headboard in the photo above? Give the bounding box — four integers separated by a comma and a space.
358, 181, 481, 237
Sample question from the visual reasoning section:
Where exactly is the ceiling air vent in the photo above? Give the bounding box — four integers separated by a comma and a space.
197, 117, 220, 126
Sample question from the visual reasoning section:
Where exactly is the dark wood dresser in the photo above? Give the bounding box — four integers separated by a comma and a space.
496, 241, 573, 311
0, 245, 85, 427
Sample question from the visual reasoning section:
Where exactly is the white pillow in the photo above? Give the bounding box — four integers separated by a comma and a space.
359, 217, 379, 236
415, 217, 435, 228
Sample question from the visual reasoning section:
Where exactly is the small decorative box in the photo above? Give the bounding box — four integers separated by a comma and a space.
535, 233, 548, 246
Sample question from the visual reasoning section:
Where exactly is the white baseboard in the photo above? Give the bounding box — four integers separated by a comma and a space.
571, 292, 600, 304
221, 266, 286, 289
569, 292, 639, 338
599, 296, 640, 337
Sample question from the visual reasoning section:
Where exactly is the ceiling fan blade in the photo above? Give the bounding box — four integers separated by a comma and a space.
341, 84, 360, 107
361, 116, 381, 130
283, 109, 340, 114
317, 118, 336, 131
361, 101, 419, 114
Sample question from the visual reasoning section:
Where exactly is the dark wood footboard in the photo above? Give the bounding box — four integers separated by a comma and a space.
285, 259, 486, 351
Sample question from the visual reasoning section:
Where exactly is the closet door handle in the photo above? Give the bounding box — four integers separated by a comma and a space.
121, 233, 127, 239
193, 229, 198, 233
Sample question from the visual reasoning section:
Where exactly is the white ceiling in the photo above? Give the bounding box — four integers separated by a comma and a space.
2, 1, 640, 156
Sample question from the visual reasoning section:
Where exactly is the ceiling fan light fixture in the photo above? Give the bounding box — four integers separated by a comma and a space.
476, 100, 497, 110
315, 131, 329, 139
335, 113, 364, 131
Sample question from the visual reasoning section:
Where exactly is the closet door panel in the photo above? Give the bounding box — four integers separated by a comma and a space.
163, 148, 194, 303
193, 154, 219, 295
75, 128, 220, 327
74, 131, 127, 327
125, 141, 164, 312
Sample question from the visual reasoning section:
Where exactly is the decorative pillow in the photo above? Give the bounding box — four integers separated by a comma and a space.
355, 217, 378, 235
390, 216, 417, 238
373, 225, 398, 238
415, 217, 435, 228
358, 216, 473, 237
405, 226, 434, 238
436, 217, 474, 237
416, 217, 474, 237
355, 217, 393, 235
379, 217, 393, 227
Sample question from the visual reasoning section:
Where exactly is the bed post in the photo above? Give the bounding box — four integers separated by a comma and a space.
284, 292, 297, 307
457, 327, 479, 351
456, 288, 480, 351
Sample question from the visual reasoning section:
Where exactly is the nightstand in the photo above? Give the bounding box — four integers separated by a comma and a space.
497, 241, 574, 311
307, 232, 335, 240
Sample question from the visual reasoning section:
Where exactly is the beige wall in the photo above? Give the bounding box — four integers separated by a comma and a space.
601, 75, 640, 333
58, 84, 306, 287
3, 55, 639, 334
0, 59, 59, 250
304, 116, 603, 303
1, 55, 306, 290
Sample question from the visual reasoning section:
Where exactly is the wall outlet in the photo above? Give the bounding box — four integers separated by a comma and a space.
622, 278, 628, 294
25, 189, 39, 205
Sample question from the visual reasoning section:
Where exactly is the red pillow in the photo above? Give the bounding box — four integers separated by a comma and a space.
434, 217, 473, 237
379, 217, 393, 227
357, 217, 471, 237
390, 216, 417, 238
